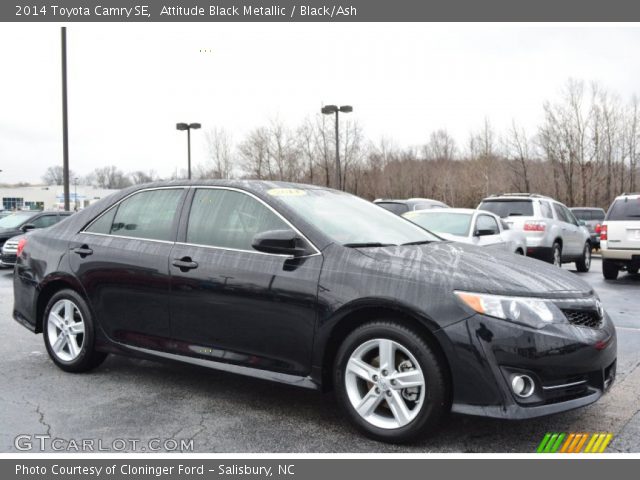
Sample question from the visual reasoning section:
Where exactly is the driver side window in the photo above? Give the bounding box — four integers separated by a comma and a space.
476, 215, 499, 234
187, 189, 289, 251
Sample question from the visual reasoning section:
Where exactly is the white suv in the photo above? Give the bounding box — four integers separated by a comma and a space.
601, 193, 640, 279
478, 194, 592, 270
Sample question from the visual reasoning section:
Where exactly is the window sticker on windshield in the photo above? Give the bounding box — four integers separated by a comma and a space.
267, 188, 306, 197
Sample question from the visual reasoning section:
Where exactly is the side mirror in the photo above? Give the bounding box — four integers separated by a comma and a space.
21, 224, 35, 232
252, 229, 308, 257
475, 228, 498, 237
578, 220, 586, 226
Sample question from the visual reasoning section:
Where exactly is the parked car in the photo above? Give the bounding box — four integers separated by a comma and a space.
600, 193, 640, 279
402, 208, 527, 255
374, 198, 449, 215
478, 193, 592, 271
1, 234, 26, 268
14, 181, 616, 443
0, 210, 73, 250
570, 207, 606, 249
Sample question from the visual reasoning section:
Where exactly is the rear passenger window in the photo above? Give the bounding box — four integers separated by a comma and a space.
86, 189, 183, 241
553, 203, 569, 223
187, 189, 289, 251
540, 201, 553, 219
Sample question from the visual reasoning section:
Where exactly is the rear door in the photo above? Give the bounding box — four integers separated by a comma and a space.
606, 196, 640, 249
553, 203, 582, 255
69, 187, 186, 345
168, 187, 323, 375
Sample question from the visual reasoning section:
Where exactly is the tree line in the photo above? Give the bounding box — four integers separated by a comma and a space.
40, 79, 639, 210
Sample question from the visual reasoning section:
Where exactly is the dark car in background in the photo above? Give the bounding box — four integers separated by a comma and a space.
0, 211, 74, 267
374, 198, 449, 215
13, 181, 616, 443
571, 207, 606, 249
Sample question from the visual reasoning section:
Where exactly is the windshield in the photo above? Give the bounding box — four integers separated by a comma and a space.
269, 188, 439, 246
0, 212, 37, 228
478, 200, 534, 218
404, 212, 472, 236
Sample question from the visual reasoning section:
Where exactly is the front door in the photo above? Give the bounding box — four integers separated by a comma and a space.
168, 187, 322, 375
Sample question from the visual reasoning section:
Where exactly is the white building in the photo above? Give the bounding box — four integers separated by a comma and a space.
0, 185, 120, 211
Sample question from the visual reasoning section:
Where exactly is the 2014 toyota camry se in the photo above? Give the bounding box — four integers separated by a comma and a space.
13, 181, 617, 443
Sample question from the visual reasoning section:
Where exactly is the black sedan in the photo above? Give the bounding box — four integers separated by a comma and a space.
13, 181, 616, 443
0, 210, 73, 249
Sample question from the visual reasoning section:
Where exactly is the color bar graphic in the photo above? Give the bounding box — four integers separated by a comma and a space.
537, 432, 613, 453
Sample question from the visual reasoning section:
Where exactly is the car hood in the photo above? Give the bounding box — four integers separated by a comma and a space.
0, 228, 20, 238
353, 241, 593, 299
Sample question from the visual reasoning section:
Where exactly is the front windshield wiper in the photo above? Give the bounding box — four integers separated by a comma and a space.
401, 240, 434, 246
343, 242, 397, 248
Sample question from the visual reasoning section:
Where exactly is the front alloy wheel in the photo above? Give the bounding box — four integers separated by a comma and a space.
334, 321, 447, 443
576, 242, 591, 272
345, 338, 425, 429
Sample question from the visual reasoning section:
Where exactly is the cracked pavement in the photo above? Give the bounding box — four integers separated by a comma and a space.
0, 257, 638, 453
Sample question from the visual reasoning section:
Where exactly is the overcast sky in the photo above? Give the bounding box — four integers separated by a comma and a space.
1, 23, 640, 184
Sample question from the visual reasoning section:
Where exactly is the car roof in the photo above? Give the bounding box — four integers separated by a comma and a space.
405, 207, 476, 215
613, 193, 640, 200
133, 179, 331, 193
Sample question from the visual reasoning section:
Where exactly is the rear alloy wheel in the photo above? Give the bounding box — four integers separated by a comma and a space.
551, 242, 562, 267
602, 259, 619, 280
43, 289, 107, 372
334, 321, 447, 443
575, 242, 591, 272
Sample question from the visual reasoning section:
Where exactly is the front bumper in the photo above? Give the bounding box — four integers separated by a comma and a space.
437, 312, 616, 419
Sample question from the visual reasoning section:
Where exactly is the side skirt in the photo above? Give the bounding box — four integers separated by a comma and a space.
123, 344, 320, 390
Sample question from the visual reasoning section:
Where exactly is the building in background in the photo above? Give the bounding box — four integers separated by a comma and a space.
0, 185, 119, 211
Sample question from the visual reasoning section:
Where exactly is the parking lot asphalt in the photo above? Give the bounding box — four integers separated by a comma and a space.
0, 257, 638, 453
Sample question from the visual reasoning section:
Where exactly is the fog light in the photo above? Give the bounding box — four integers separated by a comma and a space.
511, 374, 535, 398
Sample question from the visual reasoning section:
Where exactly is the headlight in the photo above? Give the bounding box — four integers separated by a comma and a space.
454, 291, 564, 329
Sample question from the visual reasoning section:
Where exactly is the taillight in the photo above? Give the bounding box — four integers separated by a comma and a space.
600, 225, 608, 241
16, 238, 27, 257
524, 221, 546, 232
595, 224, 601, 234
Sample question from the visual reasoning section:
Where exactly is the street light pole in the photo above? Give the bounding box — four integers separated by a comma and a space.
176, 122, 201, 179
321, 105, 352, 190
73, 177, 78, 211
61, 27, 70, 211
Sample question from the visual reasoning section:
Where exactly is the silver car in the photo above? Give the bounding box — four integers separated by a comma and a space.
402, 208, 527, 255
478, 193, 592, 271
374, 197, 449, 216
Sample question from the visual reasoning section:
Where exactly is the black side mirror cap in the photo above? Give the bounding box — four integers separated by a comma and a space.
475, 229, 498, 237
252, 229, 309, 257
21, 224, 35, 232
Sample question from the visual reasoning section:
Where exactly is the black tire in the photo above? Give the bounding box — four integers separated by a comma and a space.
602, 259, 619, 280
549, 242, 562, 267
628, 267, 639, 275
334, 320, 448, 444
575, 242, 591, 272
515, 249, 524, 255
42, 289, 107, 372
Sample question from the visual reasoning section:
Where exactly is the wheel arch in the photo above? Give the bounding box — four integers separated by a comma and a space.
317, 301, 452, 395
35, 274, 86, 333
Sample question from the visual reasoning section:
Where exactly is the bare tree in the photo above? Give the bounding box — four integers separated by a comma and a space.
129, 170, 157, 185
203, 127, 234, 179
42, 165, 75, 186
506, 121, 532, 193
91, 166, 132, 189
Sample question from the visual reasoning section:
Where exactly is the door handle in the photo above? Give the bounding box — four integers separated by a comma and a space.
72, 245, 93, 257
172, 257, 198, 272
